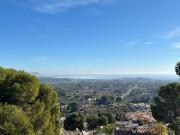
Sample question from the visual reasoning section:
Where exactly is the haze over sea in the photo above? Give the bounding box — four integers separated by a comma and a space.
54, 74, 178, 80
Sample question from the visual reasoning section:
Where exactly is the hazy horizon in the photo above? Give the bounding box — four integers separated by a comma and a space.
35, 73, 179, 80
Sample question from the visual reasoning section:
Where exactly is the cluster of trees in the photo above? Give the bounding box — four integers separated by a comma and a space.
87, 113, 116, 130
67, 102, 79, 113
0, 67, 61, 135
151, 62, 180, 134
64, 113, 84, 131
96, 95, 114, 105
63, 112, 116, 131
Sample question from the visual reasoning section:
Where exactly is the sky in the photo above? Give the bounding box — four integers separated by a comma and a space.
1, 0, 180, 76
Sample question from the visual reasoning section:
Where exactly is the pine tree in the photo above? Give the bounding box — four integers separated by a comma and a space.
0, 67, 61, 135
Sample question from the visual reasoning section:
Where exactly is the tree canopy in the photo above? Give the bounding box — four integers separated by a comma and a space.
175, 62, 180, 76
151, 83, 180, 134
63, 113, 85, 131
103, 113, 116, 124
96, 95, 114, 105
0, 67, 39, 105
86, 115, 99, 129
0, 67, 61, 135
67, 102, 79, 113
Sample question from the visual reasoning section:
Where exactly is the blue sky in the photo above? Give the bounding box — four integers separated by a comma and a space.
1, 0, 180, 76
